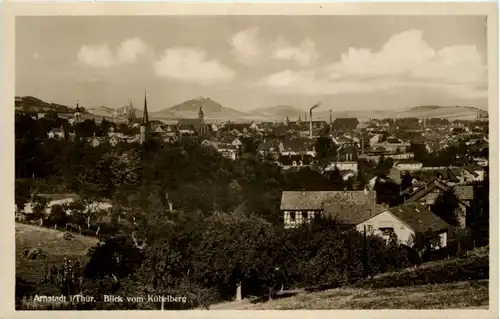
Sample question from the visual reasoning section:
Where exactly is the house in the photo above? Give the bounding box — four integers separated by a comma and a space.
47, 127, 65, 139
258, 139, 281, 158
232, 138, 243, 148
215, 143, 239, 160
356, 203, 449, 247
336, 144, 358, 162
372, 140, 410, 153
249, 122, 259, 131
393, 160, 423, 171
332, 118, 360, 132
404, 179, 474, 228
279, 139, 315, 156
278, 154, 316, 170
109, 136, 121, 147
280, 189, 377, 229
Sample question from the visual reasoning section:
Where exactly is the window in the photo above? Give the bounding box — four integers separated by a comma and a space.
295, 211, 303, 224
307, 211, 314, 221
367, 225, 373, 232
289, 211, 296, 221
379, 227, 394, 236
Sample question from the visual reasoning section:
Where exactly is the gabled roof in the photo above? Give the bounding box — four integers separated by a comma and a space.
324, 203, 386, 225
406, 179, 473, 204
453, 185, 474, 201
387, 203, 449, 233
280, 190, 376, 211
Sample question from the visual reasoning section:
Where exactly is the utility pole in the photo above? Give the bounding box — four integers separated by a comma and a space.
363, 225, 368, 278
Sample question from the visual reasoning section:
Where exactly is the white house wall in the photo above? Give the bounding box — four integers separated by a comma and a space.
356, 211, 415, 246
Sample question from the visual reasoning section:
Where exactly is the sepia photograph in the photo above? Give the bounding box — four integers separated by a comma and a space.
3, 2, 498, 315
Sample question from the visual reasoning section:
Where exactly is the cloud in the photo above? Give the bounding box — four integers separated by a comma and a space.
271, 37, 319, 66
257, 29, 487, 99
116, 38, 149, 63
153, 48, 235, 85
230, 27, 262, 65
78, 37, 148, 68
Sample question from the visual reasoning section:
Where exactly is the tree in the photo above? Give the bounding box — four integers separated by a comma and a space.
374, 179, 402, 206
192, 212, 275, 300
314, 137, 337, 160
47, 204, 67, 229
401, 173, 413, 192
431, 189, 460, 227
31, 195, 49, 221
15, 180, 31, 213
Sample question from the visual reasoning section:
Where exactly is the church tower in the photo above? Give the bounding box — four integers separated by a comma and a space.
198, 106, 206, 136
140, 91, 150, 145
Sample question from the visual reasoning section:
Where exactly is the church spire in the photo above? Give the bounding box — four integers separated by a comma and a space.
142, 91, 149, 125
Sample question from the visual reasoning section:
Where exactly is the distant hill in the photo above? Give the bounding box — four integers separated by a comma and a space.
15, 96, 72, 113
252, 105, 306, 121
151, 97, 250, 120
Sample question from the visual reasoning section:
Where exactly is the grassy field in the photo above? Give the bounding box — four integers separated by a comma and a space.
237, 280, 489, 309
16, 223, 99, 289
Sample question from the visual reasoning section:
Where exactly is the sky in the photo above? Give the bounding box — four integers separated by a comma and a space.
16, 15, 488, 112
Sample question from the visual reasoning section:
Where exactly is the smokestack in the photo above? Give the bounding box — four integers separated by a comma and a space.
309, 103, 321, 139
329, 110, 333, 135
309, 109, 313, 139
305, 112, 307, 122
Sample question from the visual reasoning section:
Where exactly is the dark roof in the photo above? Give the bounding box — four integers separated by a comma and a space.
332, 118, 359, 131
223, 123, 250, 131
280, 190, 376, 210
324, 203, 386, 225
281, 139, 309, 152
388, 203, 450, 233
413, 168, 459, 183
178, 118, 202, 126
258, 139, 280, 151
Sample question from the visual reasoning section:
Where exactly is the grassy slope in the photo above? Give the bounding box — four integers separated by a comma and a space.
241, 280, 488, 309
16, 223, 98, 286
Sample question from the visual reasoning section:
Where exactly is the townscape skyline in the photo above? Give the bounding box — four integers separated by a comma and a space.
16, 15, 488, 112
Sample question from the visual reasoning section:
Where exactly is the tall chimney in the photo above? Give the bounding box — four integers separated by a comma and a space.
309, 109, 313, 139
305, 112, 307, 122
329, 110, 333, 135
